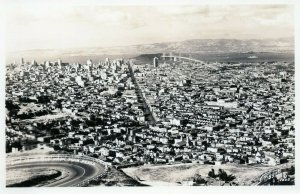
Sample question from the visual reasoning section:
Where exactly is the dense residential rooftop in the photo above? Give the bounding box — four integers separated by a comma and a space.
5, 56, 295, 168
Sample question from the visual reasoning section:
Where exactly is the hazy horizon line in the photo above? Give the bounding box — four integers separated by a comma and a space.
7, 36, 294, 54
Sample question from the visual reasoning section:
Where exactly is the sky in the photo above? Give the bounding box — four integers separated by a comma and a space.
5, 4, 294, 52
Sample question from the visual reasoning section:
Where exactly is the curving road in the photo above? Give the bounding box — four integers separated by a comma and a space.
7, 160, 105, 187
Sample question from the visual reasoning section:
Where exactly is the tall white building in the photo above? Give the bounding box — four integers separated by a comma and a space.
20, 58, 24, 65
153, 57, 159, 67
58, 59, 62, 66
87, 59, 93, 66
105, 58, 110, 65
31, 60, 37, 66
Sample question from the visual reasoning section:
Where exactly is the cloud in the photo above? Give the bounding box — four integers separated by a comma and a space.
5, 4, 294, 52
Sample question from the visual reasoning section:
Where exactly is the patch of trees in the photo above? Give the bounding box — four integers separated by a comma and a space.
82, 139, 94, 146
6, 141, 12, 153
208, 168, 236, 182
56, 99, 63, 109
37, 96, 51, 104
193, 174, 207, 185
86, 115, 108, 127
53, 145, 61, 151
19, 97, 37, 103
5, 100, 20, 117
115, 161, 144, 169
7, 170, 62, 187
288, 165, 295, 175
71, 119, 82, 127
6, 141, 22, 153
16, 109, 52, 120
49, 128, 60, 136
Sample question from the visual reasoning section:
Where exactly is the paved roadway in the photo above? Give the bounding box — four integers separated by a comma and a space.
7, 160, 105, 187
129, 60, 156, 125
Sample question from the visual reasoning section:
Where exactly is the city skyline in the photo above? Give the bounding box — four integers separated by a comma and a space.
4, 1, 296, 190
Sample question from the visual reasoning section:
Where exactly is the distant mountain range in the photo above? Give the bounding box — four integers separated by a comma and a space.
7, 37, 294, 63
120, 37, 294, 54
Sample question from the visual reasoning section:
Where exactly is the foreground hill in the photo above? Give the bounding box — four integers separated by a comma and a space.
123, 161, 294, 186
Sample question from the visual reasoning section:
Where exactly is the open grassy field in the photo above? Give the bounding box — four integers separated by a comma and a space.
123, 161, 294, 186
6, 168, 62, 186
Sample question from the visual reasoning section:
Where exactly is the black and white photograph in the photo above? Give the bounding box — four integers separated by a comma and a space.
1, 0, 299, 194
